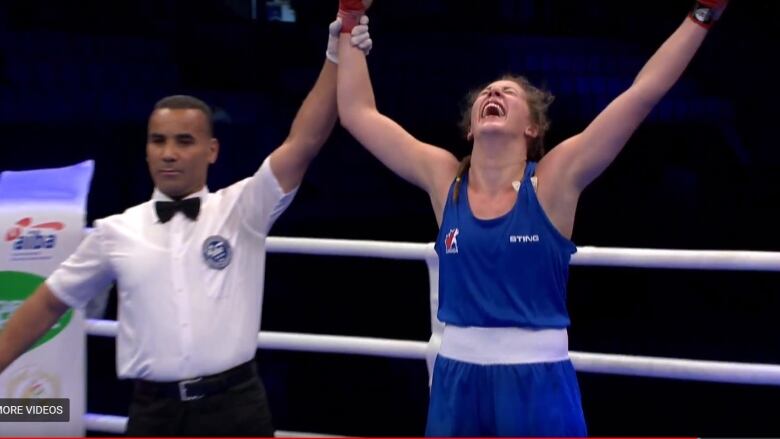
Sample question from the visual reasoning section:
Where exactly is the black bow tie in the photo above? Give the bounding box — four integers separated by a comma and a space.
155, 197, 201, 223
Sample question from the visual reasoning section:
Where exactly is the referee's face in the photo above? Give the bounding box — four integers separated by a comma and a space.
146, 108, 219, 199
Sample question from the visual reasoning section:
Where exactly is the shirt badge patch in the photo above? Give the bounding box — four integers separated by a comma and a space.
444, 228, 459, 254
202, 235, 232, 270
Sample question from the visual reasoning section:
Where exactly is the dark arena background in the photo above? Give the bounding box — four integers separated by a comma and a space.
2, 0, 780, 436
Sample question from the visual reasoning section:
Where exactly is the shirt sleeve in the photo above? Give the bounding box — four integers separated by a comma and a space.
46, 220, 115, 309
238, 156, 298, 235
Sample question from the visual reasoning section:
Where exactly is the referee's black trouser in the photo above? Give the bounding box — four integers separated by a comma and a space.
125, 363, 273, 437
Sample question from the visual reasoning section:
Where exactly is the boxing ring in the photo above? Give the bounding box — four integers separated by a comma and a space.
82, 237, 780, 436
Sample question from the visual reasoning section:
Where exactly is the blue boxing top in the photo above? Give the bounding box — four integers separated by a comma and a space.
435, 162, 576, 328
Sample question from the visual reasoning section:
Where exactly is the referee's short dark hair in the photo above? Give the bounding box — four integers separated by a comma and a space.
153, 95, 214, 136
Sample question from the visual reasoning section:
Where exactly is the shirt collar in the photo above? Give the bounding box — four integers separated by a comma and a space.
151, 186, 210, 203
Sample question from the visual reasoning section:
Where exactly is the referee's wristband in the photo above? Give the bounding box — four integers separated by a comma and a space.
689, 1, 717, 29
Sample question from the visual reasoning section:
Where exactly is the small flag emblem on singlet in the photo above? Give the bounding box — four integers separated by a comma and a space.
445, 228, 459, 254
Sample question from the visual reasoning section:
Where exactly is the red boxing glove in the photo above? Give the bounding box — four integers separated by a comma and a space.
338, 0, 373, 33
689, 0, 728, 29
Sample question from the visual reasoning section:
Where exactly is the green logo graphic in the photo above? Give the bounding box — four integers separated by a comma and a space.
0, 271, 73, 350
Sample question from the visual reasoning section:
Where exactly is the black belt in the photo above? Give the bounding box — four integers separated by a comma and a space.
134, 361, 257, 402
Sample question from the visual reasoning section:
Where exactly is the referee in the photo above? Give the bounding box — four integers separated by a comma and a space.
0, 16, 373, 436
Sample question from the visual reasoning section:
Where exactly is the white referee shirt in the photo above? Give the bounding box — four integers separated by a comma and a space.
47, 158, 296, 381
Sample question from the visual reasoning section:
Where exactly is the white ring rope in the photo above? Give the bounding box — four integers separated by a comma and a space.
569, 352, 780, 386
85, 320, 780, 386
573, 246, 780, 271
87, 320, 429, 360
256, 331, 428, 359
83, 414, 126, 435
266, 237, 433, 260
266, 237, 780, 271
83, 237, 780, 434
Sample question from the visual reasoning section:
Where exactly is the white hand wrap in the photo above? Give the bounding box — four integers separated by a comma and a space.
326, 15, 373, 63
326, 18, 342, 64
351, 15, 372, 56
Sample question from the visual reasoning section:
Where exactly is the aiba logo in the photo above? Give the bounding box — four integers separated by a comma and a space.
5, 218, 65, 257
444, 228, 459, 254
